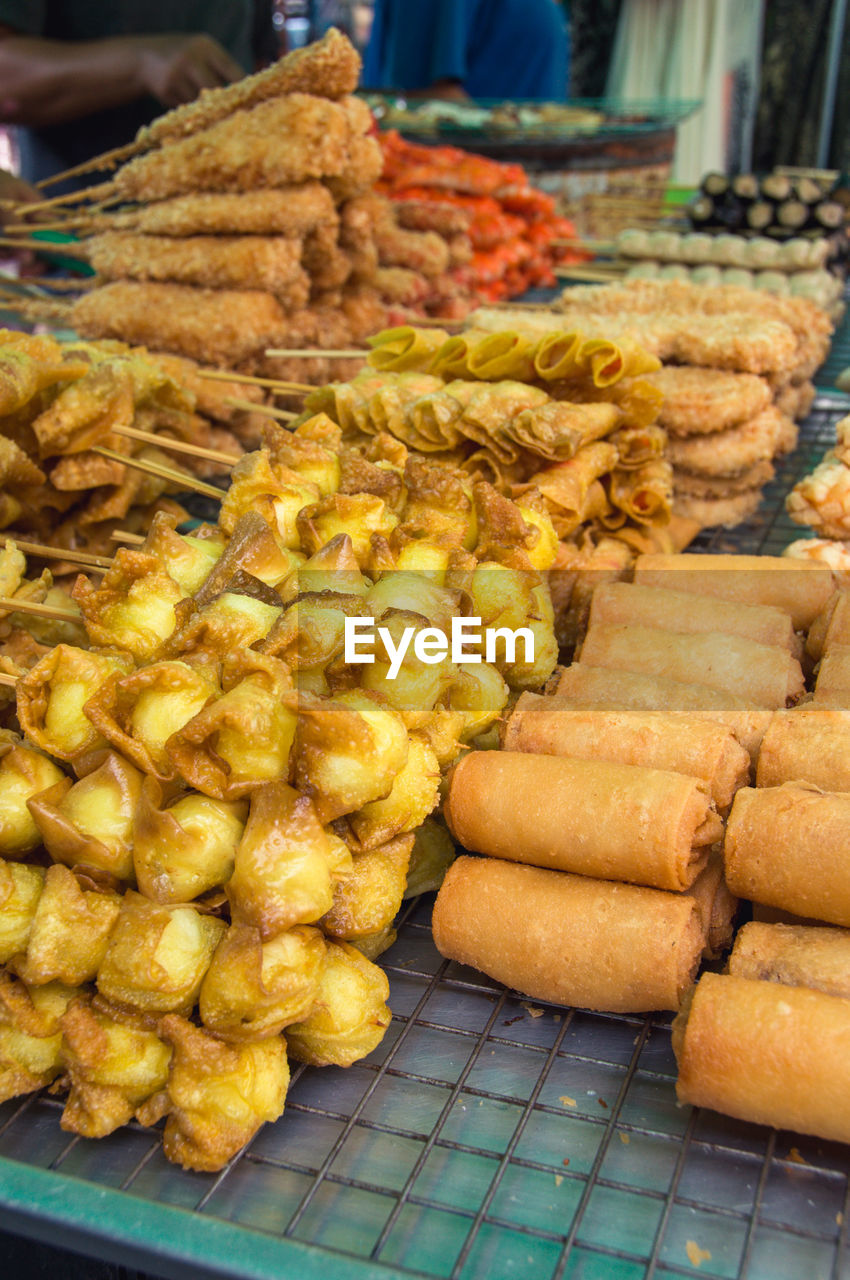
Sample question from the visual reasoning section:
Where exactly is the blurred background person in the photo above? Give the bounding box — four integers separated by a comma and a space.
363, 0, 570, 102
0, 2, 278, 193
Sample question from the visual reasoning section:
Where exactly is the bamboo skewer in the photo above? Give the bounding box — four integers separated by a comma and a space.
264, 348, 367, 360
0, 597, 81, 623
35, 143, 141, 190
0, 673, 16, 688
111, 531, 145, 545
0, 237, 88, 258
91, 447, 224, 501
224, 397, 295, 422
5, 538, 112, 570
15, 182, 117, 216
112, 424, 239, 466
195, 369, 312, 393
554, 265, 627, 283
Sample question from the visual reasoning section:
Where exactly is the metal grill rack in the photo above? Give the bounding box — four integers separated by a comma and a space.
2, 401, 850, 1280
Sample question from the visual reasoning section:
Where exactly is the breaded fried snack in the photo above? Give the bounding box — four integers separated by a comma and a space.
756, 708, 850, 790
728, 921, 850, 1000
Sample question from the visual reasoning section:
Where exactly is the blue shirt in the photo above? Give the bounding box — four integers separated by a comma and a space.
364, 0, 569, 102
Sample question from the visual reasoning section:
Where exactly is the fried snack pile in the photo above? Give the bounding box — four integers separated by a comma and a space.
786, 413, 850, 541
0, 414, 558, 1169
373, 130, 586, 321
470, 280, 834, 530
0, 329, 265, 556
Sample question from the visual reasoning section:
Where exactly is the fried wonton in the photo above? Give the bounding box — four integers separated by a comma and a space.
133, 781, 246, 903
0, 860, 45, 963
285, 941, 391, 1068
16, 645, 134, 763
28, 752, 143, 882
0, 972, 77, 1102
13, 864, 121, 986
0, 738, 66, 858
199, 922, 325, 1041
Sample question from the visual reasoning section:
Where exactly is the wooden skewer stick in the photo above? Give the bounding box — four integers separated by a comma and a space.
264, 348, 368, 360
224, 397, 296, 422
0, 236, 87, 257
91, 447, 224, 501
554, 265, 626, 283
0, 596, 81, 623
35, 142, 142, 189
0, 672, 16, 688
112, 424, 239, 466
196, 369, 312, 393
15, 181, 117, 216
111, 531, 145, 545
5, 538, 112, 570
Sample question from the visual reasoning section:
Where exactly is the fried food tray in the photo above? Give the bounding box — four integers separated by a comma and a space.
2, 403, 850, 1280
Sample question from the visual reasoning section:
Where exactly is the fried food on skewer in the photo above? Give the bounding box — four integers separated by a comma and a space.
98, 184, 338, 239
86, 232, 310, 297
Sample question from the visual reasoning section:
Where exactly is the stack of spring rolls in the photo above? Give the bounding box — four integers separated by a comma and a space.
433, 551, 850, 1144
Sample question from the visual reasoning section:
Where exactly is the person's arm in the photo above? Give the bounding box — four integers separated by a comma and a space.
0, 30, 244, 128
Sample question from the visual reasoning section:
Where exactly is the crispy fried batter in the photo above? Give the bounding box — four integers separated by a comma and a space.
647, 366, 773, 436
88, 232, 309, 297
665, 407, 797, 477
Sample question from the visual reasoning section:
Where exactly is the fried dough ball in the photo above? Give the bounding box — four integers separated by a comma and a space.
227, 783, 347, 939
0, 739, 66, 857
296, 493, 399, 565
133, 781, 246, 905
0, 861, 45, 963
321, 833, 414, 941
96, 892, 226, 1014
404, 818, 456, 898
294, 689, 409, 823
286, 940, 391, 1068
13, 865, 120, 986
199, 923, 326, 1041
84, 660, 219, 781
73, 549, 185, 661
348, 739, 440, 849
28, 753, 143, 882
17, 646, 134, 764
159, 1014, 290, 1172
167, 652, 296, 800
0, 972, 77, 1102
59, 995, 172, 1138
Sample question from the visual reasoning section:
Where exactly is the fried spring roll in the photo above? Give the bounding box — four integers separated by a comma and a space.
728, 921, 850, 1000
673, 971, 850, 1143
633, 553, 834, 631
503, 695, 750, 809
725, 783, 850, 926
814, 644, 850, 707
578, 623, 804, 709
433, 857, 703, 1013
550, 666, 770, 761
756, 708, 850, 790
445, 752, 721, 892
588, 581, 800, 654
685, 853, 737, 959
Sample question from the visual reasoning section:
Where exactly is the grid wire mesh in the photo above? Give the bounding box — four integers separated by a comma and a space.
2, 401, 850, 1280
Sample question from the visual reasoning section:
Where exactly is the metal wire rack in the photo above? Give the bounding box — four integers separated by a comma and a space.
2, 401, 850, 1280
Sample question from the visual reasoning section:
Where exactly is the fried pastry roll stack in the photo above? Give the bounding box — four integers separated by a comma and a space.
685, 853, 738, 959
813, 645, 850, 707
444, 751, 721, 892
503, 696, 750, 809
633, 553, 834, 630
756, 708, 850, 790
433, 857, 704, 1013
728, 921, 850, 1000
674, 972, 850, 1144
578, 623, 803, 709
724, 783, 850, 926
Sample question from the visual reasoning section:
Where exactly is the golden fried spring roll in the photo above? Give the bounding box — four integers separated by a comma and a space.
503, 696, 750, 809
445, 752, 720, 891
673, 971, 850, 1144
685, 853, 737, 959
588, 582, 800, 654
433, 857, 703, 1012
578, 623, 804, 709
607, 460, 672, 526
550, 667, 770, 760
728, 921, 850, 1000
725, 783, 850, 927
366, 325, 450, 372
814, 644, 850, 707
633, 553, 834, 631
528, 442, 619, 534
756, 708, 850, 790
0, 740, 65, 858
532, 330, 584, 381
